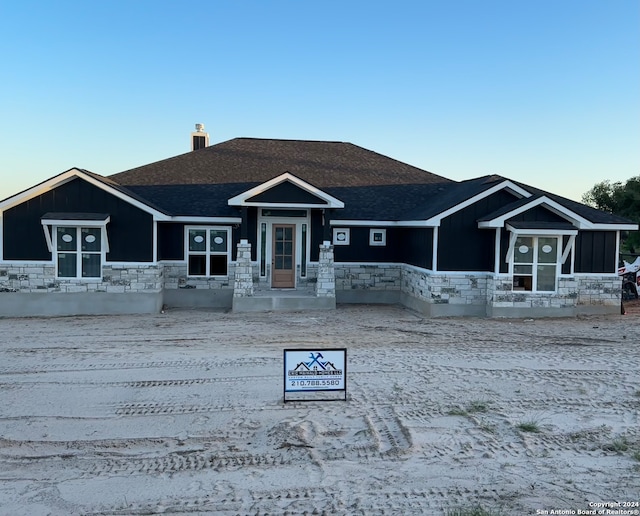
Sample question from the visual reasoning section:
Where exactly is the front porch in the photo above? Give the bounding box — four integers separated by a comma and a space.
232, 240, 336, 312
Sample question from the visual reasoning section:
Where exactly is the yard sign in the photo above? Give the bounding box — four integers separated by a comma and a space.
283, 348, 347, 402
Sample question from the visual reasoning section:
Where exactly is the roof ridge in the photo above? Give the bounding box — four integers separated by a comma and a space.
232, 137, 349, 144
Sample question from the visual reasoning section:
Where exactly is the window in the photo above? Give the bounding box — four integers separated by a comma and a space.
56, 227, 102, 279
512, 236, 559, 292
187, 227, 230, 276
333, 228, 350, 245
369, 229, 386, 246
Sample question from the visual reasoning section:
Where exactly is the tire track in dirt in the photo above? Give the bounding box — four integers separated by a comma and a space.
0, 357, 279, 375
83, 484, 519, 515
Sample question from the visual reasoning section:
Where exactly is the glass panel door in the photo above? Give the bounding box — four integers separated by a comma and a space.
272, 224, 295, 288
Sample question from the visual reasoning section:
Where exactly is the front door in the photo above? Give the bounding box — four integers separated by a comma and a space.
272, 224, 295, 288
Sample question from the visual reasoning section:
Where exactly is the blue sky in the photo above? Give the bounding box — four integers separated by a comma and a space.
1, 0, 638, 202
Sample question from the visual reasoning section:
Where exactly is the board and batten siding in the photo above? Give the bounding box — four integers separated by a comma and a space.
574, 231, 617, 274
438, 190, 519, 272
331, 226, 432, 269
3, 177, 153, 262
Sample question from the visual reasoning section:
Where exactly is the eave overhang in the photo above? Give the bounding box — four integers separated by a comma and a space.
329, 219, 436, 227
505, 221, 578, 236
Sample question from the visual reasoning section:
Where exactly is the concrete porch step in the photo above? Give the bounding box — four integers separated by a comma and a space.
232, 292, 335, 312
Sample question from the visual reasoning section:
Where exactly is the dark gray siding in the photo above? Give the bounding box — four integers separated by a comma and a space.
574, 231, 617, 273
499, 229, 509, 274
398, 228, 433, 269
331, 227, 432, 268
3, 178, 153, 262
507, 205, 569, 224
158, 223, 184, 261
310, 211, 323, 262
438, 190, 518, 272
561, 235, 572, 275
332, 227, 394, 262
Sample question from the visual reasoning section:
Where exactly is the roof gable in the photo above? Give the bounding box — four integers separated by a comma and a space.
228, 173, 344, 209
0, 168, 170, 220
419, 177, 531, 226
478, 195, 604, 230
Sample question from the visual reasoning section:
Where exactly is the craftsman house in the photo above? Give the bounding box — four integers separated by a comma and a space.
0, 127, 636, 317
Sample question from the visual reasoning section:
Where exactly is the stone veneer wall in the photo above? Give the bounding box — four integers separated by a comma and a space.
335, 263, 622, 317
162, 263, 235, 290
399, 265, 488, 316
0, 261, 622, 317
316, 243, 335, 298
233, 241, 253, 297
0, 264, 164, 316
0, 264, 163, 293
486, 275, 621, 315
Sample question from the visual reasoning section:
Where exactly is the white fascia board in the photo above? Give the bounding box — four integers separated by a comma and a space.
168, 216, 242, 224
478, 195, 591, 229
40, 216, 111, 228
505, 223, 578, 236
329, 220, 436, 227
227, 172, 344, 208
0, 168, 172, 221
0, 170, 78, 210
423, 180, 532, 226
242, 202, 333, 209
589, 223, 638, 231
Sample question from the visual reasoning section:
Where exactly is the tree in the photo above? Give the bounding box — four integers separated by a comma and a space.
582, 176, 640, 254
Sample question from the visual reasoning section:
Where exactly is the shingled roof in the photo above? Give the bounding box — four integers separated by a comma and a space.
110, 137, 451, 188
104, 138, 636, 227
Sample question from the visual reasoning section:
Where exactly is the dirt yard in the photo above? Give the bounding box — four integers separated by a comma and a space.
0, 305, 638, 515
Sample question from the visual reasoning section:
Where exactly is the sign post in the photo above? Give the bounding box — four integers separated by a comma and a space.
283, 348, 347, 402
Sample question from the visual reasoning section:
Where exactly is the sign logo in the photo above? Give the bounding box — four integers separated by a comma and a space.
283, 349, 347, 397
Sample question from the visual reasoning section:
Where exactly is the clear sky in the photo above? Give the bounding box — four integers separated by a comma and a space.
1, 0, 638, 202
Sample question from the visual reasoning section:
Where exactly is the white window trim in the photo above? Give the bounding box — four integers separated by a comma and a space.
333, 228, 350, 246
369, 228, 386, 246
509, 235, 561, 293
52, 226, 105, 280
185, 226, 231, 277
